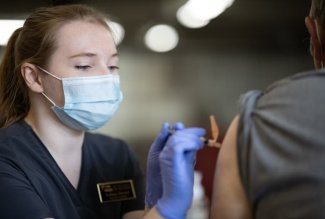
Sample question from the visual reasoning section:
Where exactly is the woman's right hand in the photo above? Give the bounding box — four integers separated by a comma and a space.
145, 122, 185, 208
156, 127, 206, 219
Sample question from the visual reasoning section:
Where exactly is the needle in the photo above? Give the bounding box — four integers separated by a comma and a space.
168, 115, 220, 148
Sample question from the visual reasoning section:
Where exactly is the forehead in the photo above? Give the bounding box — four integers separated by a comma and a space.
53, 20, 117, 57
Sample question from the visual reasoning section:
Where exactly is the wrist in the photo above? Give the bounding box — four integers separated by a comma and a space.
145, 194, 154, 208
145, 183, 162, 208
156, 199, 186, 219
143, 206, 165, 219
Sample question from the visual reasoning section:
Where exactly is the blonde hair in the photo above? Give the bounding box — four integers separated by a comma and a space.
0, 4, 111, 128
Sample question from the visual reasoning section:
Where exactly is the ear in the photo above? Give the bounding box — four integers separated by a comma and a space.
305, 16, 324, 69
20, 63, 44, 93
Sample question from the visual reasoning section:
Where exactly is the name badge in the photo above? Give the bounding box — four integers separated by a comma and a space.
97, 180, 136, 203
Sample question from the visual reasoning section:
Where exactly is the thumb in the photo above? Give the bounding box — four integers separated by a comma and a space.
184, 150, 197, 164
150, 123, 171, 153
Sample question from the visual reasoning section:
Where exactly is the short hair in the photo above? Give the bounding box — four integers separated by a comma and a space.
310, 0, 325, 26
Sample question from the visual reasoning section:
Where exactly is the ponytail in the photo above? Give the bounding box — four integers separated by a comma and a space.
0, 28, 30, 128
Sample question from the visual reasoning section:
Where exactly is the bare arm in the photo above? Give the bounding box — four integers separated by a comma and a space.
210, 115, 252, 219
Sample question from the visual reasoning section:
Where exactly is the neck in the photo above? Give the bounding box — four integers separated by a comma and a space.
25, 104, 85, 155
26, 93, 84, 190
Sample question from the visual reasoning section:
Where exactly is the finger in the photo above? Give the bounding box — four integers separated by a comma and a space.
173, 122, 185, 131
173, 150, 198, 174
151, 122, 171, 152
166, 135, 204, 153
174, 127, 206, 138
184, 150, 197, 164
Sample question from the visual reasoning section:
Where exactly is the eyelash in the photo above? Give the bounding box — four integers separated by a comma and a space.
74, 65, 119, 72
108, 66, 119, 71
75, 65, 91, 71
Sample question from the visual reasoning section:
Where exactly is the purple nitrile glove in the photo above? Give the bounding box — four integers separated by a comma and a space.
156, 127, 206, 219
145, 122, 185, 208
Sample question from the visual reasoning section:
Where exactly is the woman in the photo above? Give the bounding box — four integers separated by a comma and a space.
0, 4, 205, 219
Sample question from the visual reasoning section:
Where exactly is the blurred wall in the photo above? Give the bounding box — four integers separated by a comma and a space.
96, 45, 313, 171
0, 28, 313, 171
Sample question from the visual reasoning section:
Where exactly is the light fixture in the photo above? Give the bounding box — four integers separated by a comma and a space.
107, 21, 125, 45
185, 0, 234, 21
176, 0, 235, 28
144, 24, 179, 53
176, 5, 210, 29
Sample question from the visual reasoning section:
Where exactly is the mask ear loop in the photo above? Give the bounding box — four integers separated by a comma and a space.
37, 66, 62, 80
36, 66, 61, 107
41, 92, 57, 106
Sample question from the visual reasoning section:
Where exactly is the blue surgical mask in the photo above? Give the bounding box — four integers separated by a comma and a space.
38, 67, 123, 131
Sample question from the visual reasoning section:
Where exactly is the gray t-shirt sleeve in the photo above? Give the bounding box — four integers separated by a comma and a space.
237, 70, 325, 219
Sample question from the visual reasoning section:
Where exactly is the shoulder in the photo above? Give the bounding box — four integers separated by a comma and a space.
0, 121, 29, 140
239, 69, 325, 111
0, 121, 34, 156
0, 122, 41, 181
266, 69, 325, 92
238, 69, 325, 140
259, 69, 325, 107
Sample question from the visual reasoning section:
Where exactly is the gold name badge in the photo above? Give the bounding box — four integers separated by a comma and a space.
97, 180, 136, 203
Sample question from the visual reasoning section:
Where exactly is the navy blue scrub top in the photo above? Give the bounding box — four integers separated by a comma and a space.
0, 121, 145, 219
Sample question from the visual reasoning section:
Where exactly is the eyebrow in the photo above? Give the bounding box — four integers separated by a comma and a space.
69, 52, 119, 59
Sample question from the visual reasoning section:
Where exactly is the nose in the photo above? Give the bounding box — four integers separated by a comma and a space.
99, 66, 119, 75
98, 66, 111, 75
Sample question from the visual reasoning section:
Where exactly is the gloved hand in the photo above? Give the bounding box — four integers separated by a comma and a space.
156, 127, 206, 219
145, 122, 185, 208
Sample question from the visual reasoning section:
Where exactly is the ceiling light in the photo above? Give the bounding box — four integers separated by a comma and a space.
176, 5, 210, 29
107, 21, 125, 45
144, 24, 179, 53
184, 0, 235, 21
0, 19, 25, 46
